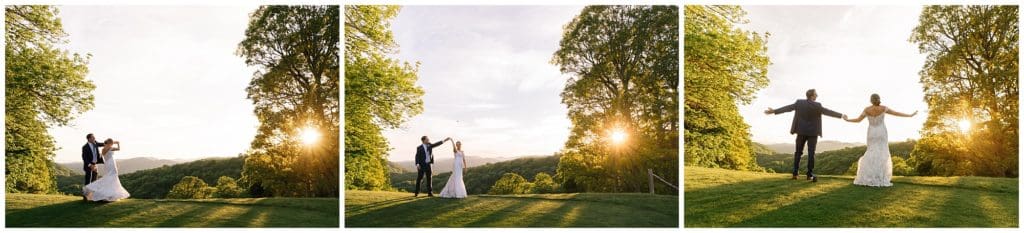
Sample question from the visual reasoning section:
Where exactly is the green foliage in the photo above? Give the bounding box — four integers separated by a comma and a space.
53, 157, 244, 198
552, 5, 679, 194
167, 176, 213, 199
908, 6, 1019, 177
757, 141, 917, 176
684, 166, 1018, 227
391, 154, 560, 195
237, 5, 340, 197
5, 6, 93, 194
6, 194, 339, 227
214, 176, 246, 198
346, 190, 678, 227
683, 6, 770, 171
344, 5, 423, 191
488, 173, 531, 195
531, 172, 558, 194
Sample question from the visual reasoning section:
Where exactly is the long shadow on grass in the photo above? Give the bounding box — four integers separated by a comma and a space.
462, 198, 535, 227
6, 199, 108, 227
684, 176, 829, 226
733, 183, 888, 227
345, 197, 466, 227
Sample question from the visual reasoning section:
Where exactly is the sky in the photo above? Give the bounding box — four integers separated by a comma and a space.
49, 6, 260, 163
735, 6, 930, 144
382, 6, 584, 162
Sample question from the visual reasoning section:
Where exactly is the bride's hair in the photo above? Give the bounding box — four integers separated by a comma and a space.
870, 94, 881, 106
104, 138, 114, 145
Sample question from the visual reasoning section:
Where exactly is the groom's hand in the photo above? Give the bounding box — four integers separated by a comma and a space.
763, 108, 774, 115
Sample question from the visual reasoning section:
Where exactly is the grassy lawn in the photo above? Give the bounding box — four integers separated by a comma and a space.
345, 190, 678, 227
5, 194, 339, 227
684, 166, 1018, 227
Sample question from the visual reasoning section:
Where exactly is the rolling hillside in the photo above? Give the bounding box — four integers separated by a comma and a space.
6, 193, 337, 227
346, 190, 677, 227
55, 157, 244, 198
390, 155, 559, 194
56, 157, 186, 175
684, 166, 1018, 227
388, 155, 527, 174
756, 140, 917, 175
762, 140, 864, 155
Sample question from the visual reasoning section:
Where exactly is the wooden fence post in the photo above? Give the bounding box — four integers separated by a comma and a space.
648, 168, 655, 194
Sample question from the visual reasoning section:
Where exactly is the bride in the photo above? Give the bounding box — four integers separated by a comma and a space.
843, 94, 917, 187
439, 139, 467, 198
83, 138, 131, 201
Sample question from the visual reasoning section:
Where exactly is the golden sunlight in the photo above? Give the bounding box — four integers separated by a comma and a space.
300, 126, 321, 146
610, 128, 627, 145
957, 119, 971, 132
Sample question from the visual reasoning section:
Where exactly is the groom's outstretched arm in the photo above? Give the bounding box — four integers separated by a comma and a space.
766, 103, 796, 115
821, 106, 844, 119
429, 140, 445, 148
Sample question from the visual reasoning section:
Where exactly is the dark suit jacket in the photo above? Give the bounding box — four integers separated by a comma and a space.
772, 99, 843, 137
415, 141, 445, 166
81, 142, 105, 170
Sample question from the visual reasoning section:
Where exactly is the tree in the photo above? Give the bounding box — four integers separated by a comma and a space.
531, 172, 558, 194
167, 176, 213, 199
5, 6, 93, 193
683, 6, 770, 171
344, 5, 423, 190
214, 176, 245, 198
552, 5, 679, 193
488, 173, 531, 195
908, 6, 1018, 177
236, 5, 340, 197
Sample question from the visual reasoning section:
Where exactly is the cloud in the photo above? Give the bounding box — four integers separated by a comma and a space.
736, 6, 928, 144
382, 6, 581, 160
49, 6, 259, 163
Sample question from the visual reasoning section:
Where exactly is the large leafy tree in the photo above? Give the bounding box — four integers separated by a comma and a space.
344, 5, 423, 190
552, 5, 678, 193
5, 5, 93, 193
683, 6, 769, 171
908, 6, 1018, 177
237, 5, 340, 197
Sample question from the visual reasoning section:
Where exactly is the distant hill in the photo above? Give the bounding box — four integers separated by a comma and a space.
391, 154, 560, 194
388, 155, 528, 174
55, 157, 244, 198
751, 142, 777, 156
756, 140, 916, 175
56, 157, 186, 175
762, 140, 864, 154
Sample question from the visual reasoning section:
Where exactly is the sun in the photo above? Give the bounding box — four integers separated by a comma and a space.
610, 128, 627, 145
957, 119, 971, 132
299, 126, 321, 146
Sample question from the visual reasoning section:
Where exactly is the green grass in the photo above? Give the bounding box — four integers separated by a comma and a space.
5, 194, 339, 227
345, 190, 678, 227
684, 166, 1019, 227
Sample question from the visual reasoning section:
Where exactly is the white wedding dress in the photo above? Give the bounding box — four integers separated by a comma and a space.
83, 149, 131, 201
439, 151, 468, 198
853, 107, 894, 187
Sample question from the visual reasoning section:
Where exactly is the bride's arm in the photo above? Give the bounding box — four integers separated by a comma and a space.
113, 141, 121, 151
886, 108, 917, 117
846, 110, 867, 123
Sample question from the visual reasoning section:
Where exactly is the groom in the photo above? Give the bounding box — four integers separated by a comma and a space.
81, 133, 105, 200
414, 135, 450, 197
764, 89, 845, 182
